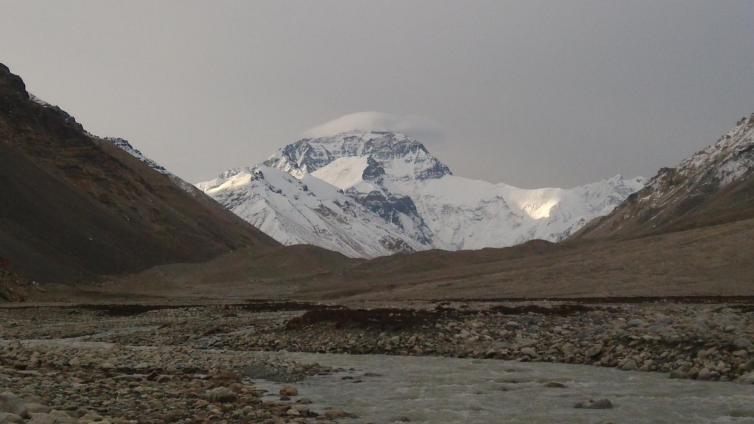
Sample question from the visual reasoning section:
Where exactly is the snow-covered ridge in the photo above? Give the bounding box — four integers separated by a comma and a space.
678, 114, 754, 186
640, 114, 754, 207
573, 113, 754, 240
199, 130, 644, 257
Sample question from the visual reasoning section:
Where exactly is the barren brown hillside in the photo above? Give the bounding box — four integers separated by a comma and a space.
0, 63, 278, 284
40, 216, 752, 303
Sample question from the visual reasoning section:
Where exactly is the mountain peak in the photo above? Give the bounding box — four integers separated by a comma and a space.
264, 130, 452, 182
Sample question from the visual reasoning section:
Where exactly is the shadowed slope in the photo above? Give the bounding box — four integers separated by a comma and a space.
0, 63, 278, 283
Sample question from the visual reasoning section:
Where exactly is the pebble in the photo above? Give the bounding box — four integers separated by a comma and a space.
574, 398, 613, 409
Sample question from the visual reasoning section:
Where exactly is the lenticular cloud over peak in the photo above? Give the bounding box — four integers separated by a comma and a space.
303, 112, 445, 143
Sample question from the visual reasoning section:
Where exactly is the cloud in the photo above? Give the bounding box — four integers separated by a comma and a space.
302, 111, 446, 144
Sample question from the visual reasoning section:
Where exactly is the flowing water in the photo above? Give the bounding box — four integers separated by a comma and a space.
253, 352, 754, 424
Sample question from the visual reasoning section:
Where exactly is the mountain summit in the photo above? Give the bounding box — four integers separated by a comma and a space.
199, 130, 644, 257
265, 131, 452, 181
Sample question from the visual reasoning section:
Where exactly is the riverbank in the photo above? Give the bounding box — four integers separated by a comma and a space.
1, 300, 753, 422
2, 300, 753, 383
0, 339, 344, 423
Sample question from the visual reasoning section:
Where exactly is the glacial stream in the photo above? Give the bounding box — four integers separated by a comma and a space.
254, 352, 754, 424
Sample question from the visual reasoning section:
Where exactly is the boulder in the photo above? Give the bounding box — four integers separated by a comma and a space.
204, 387, 237, 403
0, 392, 29, 418
279, 386, 298, 397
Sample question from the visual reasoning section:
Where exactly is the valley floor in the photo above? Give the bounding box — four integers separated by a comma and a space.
1, 300, 753, 422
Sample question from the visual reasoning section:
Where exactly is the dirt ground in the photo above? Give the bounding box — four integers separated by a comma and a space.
19, 217, 753, 305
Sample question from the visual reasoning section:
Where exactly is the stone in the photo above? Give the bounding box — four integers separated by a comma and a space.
324, 409, 354, 419
586, 343, 603, 358
79, 412, 104, 422
504, 321, 521, 330
205, 387, 237, 403
543, 382, 567, 388
26, 403, 51, 414
520, 347, 536, 357
0, 412, 24, 423
279, 386, 298, 397
738, 371, 754, 384
669, 369, 688, 379
697, 368, 717, 381
28, 413, 61, 424
574, 399, 613, 409
620, 359, 638, 371
734, 338, 752, 349
627, 319, 645, 328
0, 392, 29, 418
729, 409, 754, 418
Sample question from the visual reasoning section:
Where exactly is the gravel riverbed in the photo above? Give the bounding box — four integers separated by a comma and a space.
0, 300, 752, 423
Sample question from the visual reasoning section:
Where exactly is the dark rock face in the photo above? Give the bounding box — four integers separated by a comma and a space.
415, 159, 452, 180
362, 156, 385, 181
354, 191, 432, 245
0, 63, 278, 283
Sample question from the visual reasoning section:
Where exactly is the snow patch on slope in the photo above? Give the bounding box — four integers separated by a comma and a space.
198, 165, 422, 258
312, 156, 369, 190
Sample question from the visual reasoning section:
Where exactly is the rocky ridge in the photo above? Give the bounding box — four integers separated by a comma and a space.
575, 114, 754, 239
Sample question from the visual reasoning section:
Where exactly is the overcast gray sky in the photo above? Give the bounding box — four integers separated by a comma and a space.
1, 0, 753, 188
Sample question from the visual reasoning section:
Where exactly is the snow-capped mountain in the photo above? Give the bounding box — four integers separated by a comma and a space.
575, 114, 754, 239
199, 130, 644, 257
